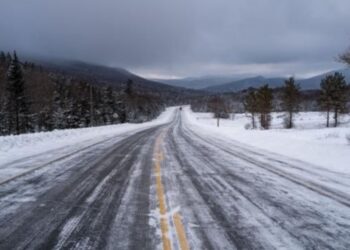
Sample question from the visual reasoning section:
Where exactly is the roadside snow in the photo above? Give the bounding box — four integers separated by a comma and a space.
0, 107, 176, 167
184, 106, 350, 174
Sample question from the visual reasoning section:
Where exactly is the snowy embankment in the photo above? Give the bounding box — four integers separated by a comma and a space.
184, 106, 350, 174
0, 107, 176, 167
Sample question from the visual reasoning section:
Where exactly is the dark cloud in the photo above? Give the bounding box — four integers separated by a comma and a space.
0, 0, 349, 78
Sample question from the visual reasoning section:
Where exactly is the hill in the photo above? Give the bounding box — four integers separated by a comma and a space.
204, 76, 285, 92
39, 60, 193, 94
203, 68, 350, 93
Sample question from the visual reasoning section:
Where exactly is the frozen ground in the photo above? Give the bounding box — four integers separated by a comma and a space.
184, 107, 350, 174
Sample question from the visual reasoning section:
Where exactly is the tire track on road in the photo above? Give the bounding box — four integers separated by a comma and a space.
0, 126, 162, 250
183, 125, 350, 208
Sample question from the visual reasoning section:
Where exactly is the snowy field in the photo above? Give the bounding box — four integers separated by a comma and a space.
184, 106, 350, 174
0, 107, 176, 182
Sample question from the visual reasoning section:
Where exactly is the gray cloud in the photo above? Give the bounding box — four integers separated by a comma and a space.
0, 0, 349, 78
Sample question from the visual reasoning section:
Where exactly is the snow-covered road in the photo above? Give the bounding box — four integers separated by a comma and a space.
0, 108, 349, 249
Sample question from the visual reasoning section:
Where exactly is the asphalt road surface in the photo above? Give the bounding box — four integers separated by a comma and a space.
0, 110, 349, 250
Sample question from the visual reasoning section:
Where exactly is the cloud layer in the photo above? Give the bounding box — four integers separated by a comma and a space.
1, 0, 349, 78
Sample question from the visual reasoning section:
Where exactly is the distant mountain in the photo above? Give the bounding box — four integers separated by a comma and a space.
204, 76, 285, 92
297, 68, 350, 90
39, 60, 185, 93
203, 68, 350, 93
160, 75, 241, 89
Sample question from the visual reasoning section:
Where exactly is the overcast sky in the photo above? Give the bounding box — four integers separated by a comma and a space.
0, 0, 349, 79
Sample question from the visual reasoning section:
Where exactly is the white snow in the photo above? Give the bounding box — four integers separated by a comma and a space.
183, 106, 350, 174
0, 107, 176, 172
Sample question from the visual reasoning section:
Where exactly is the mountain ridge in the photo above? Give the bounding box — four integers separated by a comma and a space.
158, 68, 350, 92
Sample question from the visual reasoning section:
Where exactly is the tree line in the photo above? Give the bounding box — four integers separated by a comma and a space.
0, 51, 165, 135
242, 48, 350, 129
191, 73, 349, 129
243, 73, 348, 129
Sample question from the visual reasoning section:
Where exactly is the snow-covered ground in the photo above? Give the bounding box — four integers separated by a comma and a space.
0, 107, 176, 178
184, 106, 350, 174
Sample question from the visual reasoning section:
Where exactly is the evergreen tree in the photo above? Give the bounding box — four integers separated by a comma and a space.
116, 98, 127, 123
5, 52, 12, 66
0, 51, 6, 64
125, 79, 134, 97
5, 51, 30, 134
76, 83, 90, 127
37, 108, 53, 132
66, 97, 80, 128
124, 79, 135, 122
92, 87, 104, 125
0, 97, 7, 135
281, 77, 300, 128
319, 72, 348, 127
256, 84, 273, 129
243, 90, 258, 129
52, 84, 68, 129
102, 86, 116, 124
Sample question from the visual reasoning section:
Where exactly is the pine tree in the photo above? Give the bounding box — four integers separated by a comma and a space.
256, 84, 273, 129
5, 51, 30, 134
76, 82, 90, 127
37, 108, 53, 132
124, 79, 135, 122
66, 97, 80, 128
125, 79, 134, 97
0, 51, 6, 64
0, 97, 7, 135
319, 72, 347, 127
102, 86, 116, 124
5, 52, 12, 66
92, 87, 104, 125
244, 90, 258, 129
116, 97, 127, 123
282, 77, 300, 128
52, 84, 68, 129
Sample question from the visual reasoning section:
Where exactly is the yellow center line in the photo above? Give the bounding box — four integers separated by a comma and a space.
153, 131, 190, 250
173, 212, 190, 250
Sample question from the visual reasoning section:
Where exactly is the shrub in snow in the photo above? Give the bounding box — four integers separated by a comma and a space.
244, 123, 252, 130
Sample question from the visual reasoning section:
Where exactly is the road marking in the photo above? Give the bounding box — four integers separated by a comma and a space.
173, 212, 190, 250
153, 131, 190, 250
155, 152, 172, 250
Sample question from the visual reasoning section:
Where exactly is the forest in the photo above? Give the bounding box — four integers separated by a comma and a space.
1, 50, 349, 135
0, 51, 169, 135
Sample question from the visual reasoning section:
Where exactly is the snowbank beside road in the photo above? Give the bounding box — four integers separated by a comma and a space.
184, 107, 350, 174
0, 107, 176, 166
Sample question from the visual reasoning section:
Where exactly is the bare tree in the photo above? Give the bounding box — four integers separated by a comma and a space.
338, 47, 350, 66
208, 96, 229, 127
